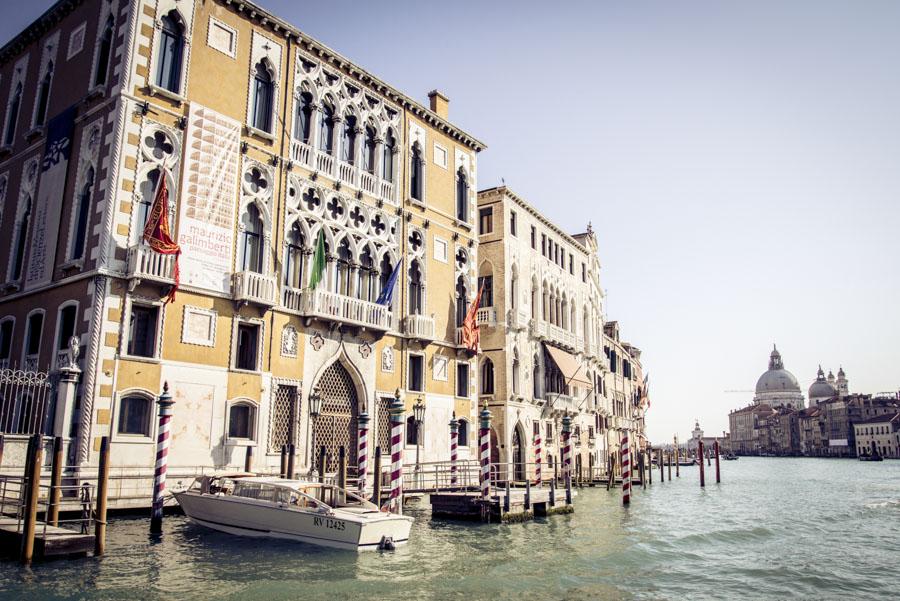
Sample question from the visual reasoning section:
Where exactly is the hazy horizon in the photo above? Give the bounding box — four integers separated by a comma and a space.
4, 0, 898, 443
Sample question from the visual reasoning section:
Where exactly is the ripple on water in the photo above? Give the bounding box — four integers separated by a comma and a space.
1, 458, 900, 600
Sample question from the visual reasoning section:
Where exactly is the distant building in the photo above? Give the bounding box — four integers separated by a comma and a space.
797, 406, 824, 456
853, 413, 900, 458
686, 419, 724, 454
809, 365, 849, 405
753, 346, 804, 410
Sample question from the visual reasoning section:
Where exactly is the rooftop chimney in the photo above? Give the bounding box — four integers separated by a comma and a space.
428, 90, 449, 119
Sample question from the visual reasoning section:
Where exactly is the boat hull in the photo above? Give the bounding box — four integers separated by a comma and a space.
174, 492, 412, 551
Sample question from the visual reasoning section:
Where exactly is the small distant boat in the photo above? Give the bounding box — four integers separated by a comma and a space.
723, 452, 738, 461
858, 454, 883, 462
174, 475, 413, 551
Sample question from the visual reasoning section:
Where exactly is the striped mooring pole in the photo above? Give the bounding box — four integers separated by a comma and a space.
621, 431, 631, 505
533, 429, 542, 486
357, 411, 369, 497
479, 403, 492, 500
561, 414, 572, 480
387, 390, 405, 514
151, 382, 175, 534
449, 413, 459, 488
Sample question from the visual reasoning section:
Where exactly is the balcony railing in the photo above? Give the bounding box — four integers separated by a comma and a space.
23, 354, 39, 372
546, 392, 580, 415
290, 138, 396, 206
232, 271, 278, 307
403, 314, 435, 341
476, 307, 497, 327
126, 244, 176, 284
284, 287, 392, 332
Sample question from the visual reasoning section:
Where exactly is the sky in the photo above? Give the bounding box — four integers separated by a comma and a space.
3, 1, 899, 443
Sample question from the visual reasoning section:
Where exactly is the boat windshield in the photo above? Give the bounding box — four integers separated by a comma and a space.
194, 478, 378, 512
295, 485, 378, 511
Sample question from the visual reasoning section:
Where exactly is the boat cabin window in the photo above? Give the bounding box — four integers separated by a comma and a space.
233, 481, 292, 504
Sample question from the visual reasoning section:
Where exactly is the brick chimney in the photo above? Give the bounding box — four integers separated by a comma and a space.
428, 90, 449, 119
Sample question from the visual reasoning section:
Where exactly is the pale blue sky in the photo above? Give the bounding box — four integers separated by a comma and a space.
4, 1, 899, 442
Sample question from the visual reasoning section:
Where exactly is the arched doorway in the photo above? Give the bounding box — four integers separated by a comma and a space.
511, 425, 526, 482
313, 360, 360, 472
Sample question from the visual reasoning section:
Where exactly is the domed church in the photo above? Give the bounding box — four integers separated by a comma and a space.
808, 365, 848, 405
753, 345, 805, 409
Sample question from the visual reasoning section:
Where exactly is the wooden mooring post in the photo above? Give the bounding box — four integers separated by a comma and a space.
372, 446, 382, 505
639, 452, 646, 489
338, 446, 347, 489
699, 441, 706, 488
95, 436, 110, 556
525, 479, 531, 510
659, 449, 664, 482
606, 455, 612, 490
565, 473, 572, 505
674, 435, 680, 477
714, 441, 721, 483
48, 436, 64, 527
667, 451, 672, 482
648, 450, 652, 485
244, 445, 253, 473
0, 434, 5, 468
20, 434, 42, 564
287, 443, 296, 480
279, 445, 288, 478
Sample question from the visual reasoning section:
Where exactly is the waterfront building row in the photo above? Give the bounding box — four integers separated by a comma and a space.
0, 0, 648, 504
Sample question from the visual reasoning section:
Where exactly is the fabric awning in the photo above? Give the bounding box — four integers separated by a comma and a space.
544, 344, 593, 389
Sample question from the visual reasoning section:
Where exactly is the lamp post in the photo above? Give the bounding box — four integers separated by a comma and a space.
413, 397, 426, 489
307, 385, 322, 477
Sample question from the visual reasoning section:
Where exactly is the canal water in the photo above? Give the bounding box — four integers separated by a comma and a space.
2, 458, 899, 600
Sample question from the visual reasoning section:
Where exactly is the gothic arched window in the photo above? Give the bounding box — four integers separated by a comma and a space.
335, 238, 352, 296
4, 83, 22, 146
408, 259, 424, 315
72, 167, 95, 260
284, 222, 304, 288
156, 13, 184, 93
455, 276, 468, 327
319, 102, 335, 154
136, 169, 161, 242
240, 204, 263, 273
456, 167, 468, 221
481, 358, 495, 395
251, 62, 274, 133
363, 126, 377, 174
295, 92, 313, 143
379, 254, 393, 297
94, 15, 114, 87
34, 63, 53, 127
410, 142, 423, 201
382, 128, 396, 182
357, 247, 375, 302
341, 115, 357, 164
11, 196, 32, 281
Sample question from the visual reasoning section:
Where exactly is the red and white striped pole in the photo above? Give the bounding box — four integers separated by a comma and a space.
386, 390, 405, 514
357, 411, 369, 497
479, 404, 492, 500
151, 382, 175, 534
621, 431, 631, 506
561, 414, 572, 479
449, 414, 459, 488
533, 429, 542, 486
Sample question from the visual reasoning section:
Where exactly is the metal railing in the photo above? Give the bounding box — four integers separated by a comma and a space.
0, 368, 55, 435
0, 475, 97, 537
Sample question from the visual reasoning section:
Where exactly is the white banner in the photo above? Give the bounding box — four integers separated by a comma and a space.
177, 104, 240, 294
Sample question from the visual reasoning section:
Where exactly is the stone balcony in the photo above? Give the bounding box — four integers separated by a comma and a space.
232, 271, 278, 308
507, 309, 529, 332
283, 286, 393, 332
546, 392, 581, 416
530, 319, 578, 352
126, 244, 176, 289
403, 314, 435, 342
476, 307, 497, 327
290, 139, 396, 205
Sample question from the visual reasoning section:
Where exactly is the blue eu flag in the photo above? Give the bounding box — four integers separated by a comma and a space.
375, 259, 402, 306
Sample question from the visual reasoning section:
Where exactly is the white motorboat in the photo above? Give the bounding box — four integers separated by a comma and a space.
174, 475, 413, 551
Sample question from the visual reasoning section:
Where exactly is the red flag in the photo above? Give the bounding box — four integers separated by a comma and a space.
142, 170, 181, 303
461, 283, 484, 353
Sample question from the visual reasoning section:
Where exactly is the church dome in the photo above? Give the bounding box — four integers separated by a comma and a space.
809, 366, 836, 399
755, 346, 801, 394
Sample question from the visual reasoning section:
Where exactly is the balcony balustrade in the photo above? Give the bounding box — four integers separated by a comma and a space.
126, 244, 176, 287
284, 287, 392, 332
290, 138, 397, 206
232, 271, 278, 307
403, 313, 435, 342
290, 140, 315, 170
476, 307, 496, 327
546, 392, 580, 416
337, 161, 358, 187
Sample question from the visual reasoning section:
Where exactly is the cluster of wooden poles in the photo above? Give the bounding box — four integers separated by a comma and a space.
634, 440, 722, 494
10, 433, 111, 565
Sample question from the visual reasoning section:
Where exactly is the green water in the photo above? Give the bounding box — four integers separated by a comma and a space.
1, 458, 898, 600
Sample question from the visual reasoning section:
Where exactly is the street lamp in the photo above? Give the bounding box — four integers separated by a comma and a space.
308, 385, 322, 477
413, 397, 426, 487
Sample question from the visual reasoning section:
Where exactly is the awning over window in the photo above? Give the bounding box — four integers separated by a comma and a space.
544, 344, 593, 389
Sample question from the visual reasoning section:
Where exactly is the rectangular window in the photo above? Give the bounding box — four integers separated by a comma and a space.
510, 210, 517, 237
546, 422, 553, 441
541, 234, 546, 256
117, 395, 152, 436
530, 226, 536, 249
478, 275, 493, 307
0, 321, 13, 362
127, 305, 158, 358
533, 421, 540, 436
569, 255, 574, 275
236, 322, 260, 371
456, 362, 469, 397
582, 263, 587, 282
478, 207, 493, 235
409, 355, 424, 392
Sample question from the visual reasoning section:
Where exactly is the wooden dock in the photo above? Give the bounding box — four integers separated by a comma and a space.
430, 487, 575, 522
0, 516, 94, 560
